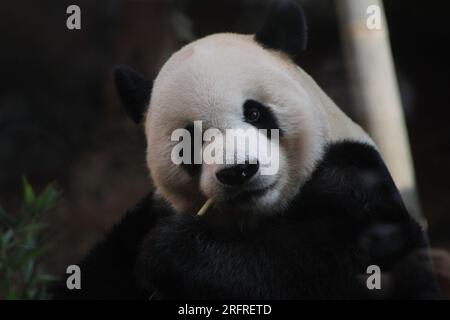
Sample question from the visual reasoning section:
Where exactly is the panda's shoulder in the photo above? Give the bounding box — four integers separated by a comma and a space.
288, 140, 407, 221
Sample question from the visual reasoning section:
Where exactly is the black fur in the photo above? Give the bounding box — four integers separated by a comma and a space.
52, 194, 171, 299
255, 0, 308, 57
53, 141, 440, 299
113, 65, 152, 123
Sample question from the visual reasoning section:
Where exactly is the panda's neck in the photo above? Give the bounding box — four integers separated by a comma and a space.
295, 66, 375, 147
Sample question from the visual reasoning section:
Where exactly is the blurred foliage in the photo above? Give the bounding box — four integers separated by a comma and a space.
0, 177, 60, 300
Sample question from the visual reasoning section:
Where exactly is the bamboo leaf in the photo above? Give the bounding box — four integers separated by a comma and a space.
2, 229, 14, 247
0, 206, 16, 228
22, 175, 35, 207
7, 285, 17, 300
23, 260, 35, 283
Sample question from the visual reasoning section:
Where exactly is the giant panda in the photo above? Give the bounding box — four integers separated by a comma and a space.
54, 0, 440, 299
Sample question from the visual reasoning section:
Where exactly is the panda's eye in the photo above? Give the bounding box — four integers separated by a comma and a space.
242, 100, 282, 138
244, 107, 261, 123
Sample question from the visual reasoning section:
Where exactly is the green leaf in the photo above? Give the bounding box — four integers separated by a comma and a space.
27, 243, 50, 261
23, 260, 35, 283
0, 206, 16, 228
37, 273, 58, 283
7, 285, 17, 300
27, 288, 37, 299
22, 175, 35, 207
36, 184, 60, 212
2, 229, 14, 248
21, 223, 47, 233
0, 179, 61, 299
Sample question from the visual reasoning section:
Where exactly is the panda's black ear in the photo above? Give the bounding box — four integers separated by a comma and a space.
114, 65, 152, 124
255, 0, 307, 57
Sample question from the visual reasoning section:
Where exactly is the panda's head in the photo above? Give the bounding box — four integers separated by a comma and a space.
115, 1, 372, 220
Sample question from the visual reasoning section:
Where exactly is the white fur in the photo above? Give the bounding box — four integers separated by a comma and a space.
144, 33, 374, 216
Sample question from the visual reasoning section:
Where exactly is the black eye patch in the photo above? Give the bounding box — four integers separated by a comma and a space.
243, 100, 283, 138
179, 124, 201, 175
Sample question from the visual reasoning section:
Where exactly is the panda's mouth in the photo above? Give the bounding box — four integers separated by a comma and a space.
225, 182, 276, 204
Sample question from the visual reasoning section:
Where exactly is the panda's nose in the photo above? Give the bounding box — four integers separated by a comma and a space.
216, 161, 259, 186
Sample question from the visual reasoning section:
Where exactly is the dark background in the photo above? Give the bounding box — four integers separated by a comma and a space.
0, 0, 449, 273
